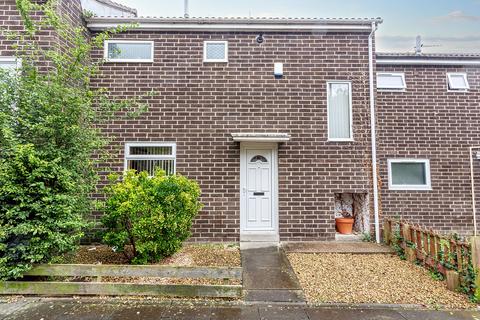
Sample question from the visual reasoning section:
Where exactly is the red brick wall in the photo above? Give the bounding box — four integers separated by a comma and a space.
91, 31, 375, 241
376, 64, 480, 235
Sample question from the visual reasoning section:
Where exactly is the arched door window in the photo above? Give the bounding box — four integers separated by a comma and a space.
250, 155, 268, 163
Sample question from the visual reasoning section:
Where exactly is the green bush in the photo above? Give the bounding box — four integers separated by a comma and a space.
0, 145, 88, 280
101, 170, 202, 264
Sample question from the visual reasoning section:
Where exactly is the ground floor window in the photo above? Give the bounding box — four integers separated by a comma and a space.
124, 142, 176, 175
388, 159, 431, 190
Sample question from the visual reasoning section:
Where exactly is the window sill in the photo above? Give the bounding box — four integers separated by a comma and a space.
388, 186, 432, 191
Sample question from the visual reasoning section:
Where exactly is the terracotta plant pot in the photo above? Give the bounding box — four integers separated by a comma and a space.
335, 218, 354, 235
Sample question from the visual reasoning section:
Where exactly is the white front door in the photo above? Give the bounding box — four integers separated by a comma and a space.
240, 143, 278, 240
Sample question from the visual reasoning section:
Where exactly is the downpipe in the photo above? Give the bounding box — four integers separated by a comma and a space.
368, 21, 381, 243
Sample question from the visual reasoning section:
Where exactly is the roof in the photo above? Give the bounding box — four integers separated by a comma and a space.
95, 0, 137, 16
376, 52, 480, 66
86, 16, 383, 32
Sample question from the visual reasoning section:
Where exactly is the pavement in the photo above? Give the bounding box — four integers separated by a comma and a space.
1, 299, 480, 319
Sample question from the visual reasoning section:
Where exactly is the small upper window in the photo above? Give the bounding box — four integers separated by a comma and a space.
125, 143, 176, 176
447, 73, 469, 91
104, 40, 154, 62
388, 159, 431, 191
204, 41, 228, 63
377, 72, 406, 91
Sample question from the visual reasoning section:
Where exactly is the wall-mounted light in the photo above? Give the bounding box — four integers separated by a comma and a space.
274, 63, 283, 78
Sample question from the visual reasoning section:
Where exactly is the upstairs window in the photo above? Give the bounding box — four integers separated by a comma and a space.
377, 72, 406, 91
104, 40, 154, 62
204, 41, 228, 62
388, 159, 431, 191
447, 73, 469, 91
125, 143, 176, 176
327, 81, 352, 141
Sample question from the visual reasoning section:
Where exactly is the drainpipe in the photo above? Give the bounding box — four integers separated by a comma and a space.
470, 146, 480, 236
368, 21, 380, 243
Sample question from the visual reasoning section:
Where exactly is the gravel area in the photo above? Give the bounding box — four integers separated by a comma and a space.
288, 253, 476, 309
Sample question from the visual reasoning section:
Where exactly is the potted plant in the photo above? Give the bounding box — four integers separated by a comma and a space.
335, 209, 354, 235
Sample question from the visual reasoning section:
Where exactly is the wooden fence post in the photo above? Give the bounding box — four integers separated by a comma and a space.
403, 224, 416, 263
446, 270, 460, 292
470, 236, 480, 300
383, 220, 391, 245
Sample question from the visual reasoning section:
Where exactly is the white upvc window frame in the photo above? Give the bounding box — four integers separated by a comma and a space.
388, 159, 431, 191
446, 72, 470, 92
0, 56, 21, 71
203, 40, 228, 63
104, 40, 154, 63
376, 72, 406, 91
124, 142, 177, 175
327, 80, 353, 142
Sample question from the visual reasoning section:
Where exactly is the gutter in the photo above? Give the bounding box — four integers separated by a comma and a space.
368, 21, 381, 243
86, 17, 383, 32
470, 146, 480, 236
376, 58, 480, 66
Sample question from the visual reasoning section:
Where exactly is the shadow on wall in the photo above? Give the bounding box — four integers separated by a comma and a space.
334, 193, 369, 234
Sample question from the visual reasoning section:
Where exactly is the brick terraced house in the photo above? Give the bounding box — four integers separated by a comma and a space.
1, 0, 480, 243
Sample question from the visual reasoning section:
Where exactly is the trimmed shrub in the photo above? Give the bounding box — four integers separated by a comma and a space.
101, 170, 202, 264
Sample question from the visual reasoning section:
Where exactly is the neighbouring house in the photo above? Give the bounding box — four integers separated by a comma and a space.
1, 0, 479, 243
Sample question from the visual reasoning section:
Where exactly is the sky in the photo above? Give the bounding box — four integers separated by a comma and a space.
114, 0, 480, 53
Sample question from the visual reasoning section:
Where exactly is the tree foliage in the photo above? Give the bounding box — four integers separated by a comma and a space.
0, 0, 144, 279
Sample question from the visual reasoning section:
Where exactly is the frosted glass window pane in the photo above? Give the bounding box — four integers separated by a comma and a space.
377, 73, 405, 89
328, 83, 351, 139
448, 74, 468, 90
206, 43, 226, 60
108, 42, 152, 60
130, 146, 173, 156
391, 163, 426, 185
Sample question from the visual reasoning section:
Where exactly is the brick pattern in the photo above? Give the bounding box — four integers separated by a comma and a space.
376, 65, 480, 235
90, 31, 375, 241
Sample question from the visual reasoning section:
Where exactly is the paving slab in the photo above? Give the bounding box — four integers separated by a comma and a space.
4, 301, 116, 320
241, 245, 305, 302
258, 306, 309, 320
244, 289, 305, 302
306, 308, 406, 320
209, 306, 259, 320
282, 241, 393, 254
398, 310, 480, 320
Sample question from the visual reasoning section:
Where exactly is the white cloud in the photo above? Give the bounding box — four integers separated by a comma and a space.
433, 10, 480, 22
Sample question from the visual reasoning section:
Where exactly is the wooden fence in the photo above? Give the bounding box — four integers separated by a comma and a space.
383, 218, 471, 291
0, 264, 243, 298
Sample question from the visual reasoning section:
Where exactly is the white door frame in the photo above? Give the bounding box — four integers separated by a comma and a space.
240, 142, 279, 242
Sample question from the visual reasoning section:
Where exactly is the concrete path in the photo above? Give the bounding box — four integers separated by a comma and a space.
241, 246, 305, 303
1, 299, 479, 319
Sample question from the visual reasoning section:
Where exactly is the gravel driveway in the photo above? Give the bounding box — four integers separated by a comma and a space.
287, 253, 476, 309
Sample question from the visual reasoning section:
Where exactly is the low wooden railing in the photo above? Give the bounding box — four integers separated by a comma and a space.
383, 218, 472, 291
